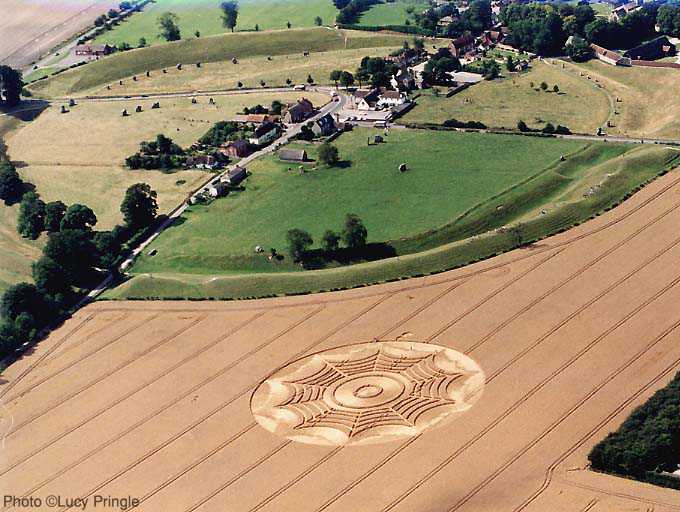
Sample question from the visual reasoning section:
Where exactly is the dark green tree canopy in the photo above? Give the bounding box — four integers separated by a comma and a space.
43, 229, 97, 282
0, 65, 23, 107
17, 191, 46, 240
44, 201, 67, 232
120, 183, 158, 230
221, 1, 239, 31
0, 159, 24, 204
342, 213, 368, 249
317, 143, 339, 167
158, 12, 181, 41
60, 204, 98, 231
286, 228, 313, 262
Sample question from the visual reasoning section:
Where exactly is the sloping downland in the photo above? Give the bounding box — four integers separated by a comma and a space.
28, 27, 411, 98
104, 142, 680, 300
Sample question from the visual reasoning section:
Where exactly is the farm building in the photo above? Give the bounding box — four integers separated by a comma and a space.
221, 140, 251, 158
279, 149, 308, 162
223, 165, 248, 186
623, 36, 677, 61
283, 98, 315, 124
351, 89, 381, 110
590, 44, 631, 66
249, 122, 279, 145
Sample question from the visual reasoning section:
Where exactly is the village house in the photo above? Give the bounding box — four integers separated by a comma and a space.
480, 29, 505, 48
223, 165, 248, 186
249, 121, 279, 145
351, 89, 381, 110
282, 98, 315, 124
449, 33, 476, 58
220, 139, 251, 158
186, 154, 223, 170
610, 1, 641, 22
74, 44, 113, 57
377, 88, 408, 108
438, 15, 457, 28
279, 149, 308, 162
207, 181, 228, 198
590, 44, 632, 66
312, 114, 337, 137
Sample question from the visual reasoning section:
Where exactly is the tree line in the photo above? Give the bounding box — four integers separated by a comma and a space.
589, 370, 680, 484
0, 159, 159, 361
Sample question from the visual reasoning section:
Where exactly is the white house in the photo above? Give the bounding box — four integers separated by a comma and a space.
377, 89, 408, 108
248, 122, 279, 145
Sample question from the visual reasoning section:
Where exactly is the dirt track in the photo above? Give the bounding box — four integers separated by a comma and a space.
3, 172, 680, 511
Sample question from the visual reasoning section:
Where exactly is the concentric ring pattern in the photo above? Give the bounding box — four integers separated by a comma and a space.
251, 341, 485, 446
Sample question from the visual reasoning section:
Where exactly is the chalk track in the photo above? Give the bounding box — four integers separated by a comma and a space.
3, 172, 680, 511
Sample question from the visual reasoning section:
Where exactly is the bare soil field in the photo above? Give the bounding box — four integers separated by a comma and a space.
0, 0, 117, 68
3, 171, 680, 511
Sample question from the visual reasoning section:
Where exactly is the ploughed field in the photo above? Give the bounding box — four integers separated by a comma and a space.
4, 171, 680, 511
0, 0, 118, 68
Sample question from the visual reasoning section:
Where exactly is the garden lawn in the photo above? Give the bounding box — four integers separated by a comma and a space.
93, 0, 339, 47
402, 60, 610, 134
131, 128, 587, 275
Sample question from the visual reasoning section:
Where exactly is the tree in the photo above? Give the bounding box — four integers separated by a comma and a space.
342, 213, 367, 249
287, 21, 292, 29
43, 229, 97, 282
540, 81, 548, 91
120, 183, 158, 231
553, 84, 559, 93
254, 24, 259, 31
355, 68, 370, 88
32, 256, 71, 297
17, 191, 45, 240
322, 230, 340, 252
306, 74, 314, 85
517, 120, 529, 132
286, 229, 313, 262
93, 231, 122, 269
0, 160, 24, 204
221, 1, 239, 31
315, 16, 323, 26
565, 35, 593, 61
317, 143, 339, 166
1, 283, 46, 325
0, 65, 23, 107
138, 37, 147, 48
340, 71, 355, 89
505, 55, 515, 72
195, 30, 201, 37
158, 12, 181, 41
286, 78, 292, 86
330, 69, 342, 89
60, 204, 97, 231
657, 5, 680, 37
44, 201, 67, 232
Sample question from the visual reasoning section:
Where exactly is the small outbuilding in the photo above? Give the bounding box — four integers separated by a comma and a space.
208, 181, 228, 198
279, 149, 308, 162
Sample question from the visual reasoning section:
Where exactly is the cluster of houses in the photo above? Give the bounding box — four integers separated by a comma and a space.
185, 97, 340, 174
196, 165, 249, 201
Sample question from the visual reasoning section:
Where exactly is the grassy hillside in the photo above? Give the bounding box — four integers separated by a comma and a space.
129, 129, 587, 276
402, 60, 611, 134
29, 28, 409, 98
358, 0, 429, 26
569, 59, 680, 140
83, 47, 401, 96
104, 144, 680, 300
93, 0, 339, 47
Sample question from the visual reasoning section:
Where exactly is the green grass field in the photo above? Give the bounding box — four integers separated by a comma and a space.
129, 128, 588, 276
402, 60, 611, 134
358, 0, 429, 26
29, 27, 410, 98
94, 0, 339, 48
105, 143, 680, 300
